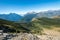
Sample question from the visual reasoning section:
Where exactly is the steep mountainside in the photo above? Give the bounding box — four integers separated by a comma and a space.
0, 19, 30, 33
24, 17, 60, 34
20, 12, 36, 22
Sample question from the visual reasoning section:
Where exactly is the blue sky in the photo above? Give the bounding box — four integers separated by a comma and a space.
0, 0, 60, 15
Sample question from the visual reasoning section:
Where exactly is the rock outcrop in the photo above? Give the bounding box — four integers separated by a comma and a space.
11, 33, 60, 40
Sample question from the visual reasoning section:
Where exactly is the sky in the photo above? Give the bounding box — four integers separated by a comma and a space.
0, 0, 60, 16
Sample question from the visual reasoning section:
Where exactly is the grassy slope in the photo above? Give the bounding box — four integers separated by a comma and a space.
25, 17, 60, 34
0, 19, 30, 33
0, 17, 60, 34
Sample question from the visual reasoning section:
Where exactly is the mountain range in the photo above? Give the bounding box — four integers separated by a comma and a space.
0, 10, 60, 34
0, 10, 60, 22
36, 10, 60, 18
0, 13, 23, 21
21, 10, 60, 22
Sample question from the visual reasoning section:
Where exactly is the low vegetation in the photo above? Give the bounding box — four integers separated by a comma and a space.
0, 17, 60, 34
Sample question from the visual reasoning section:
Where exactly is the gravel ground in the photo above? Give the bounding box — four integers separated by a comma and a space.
11, 33, 60, 40
0, 33, 60, 40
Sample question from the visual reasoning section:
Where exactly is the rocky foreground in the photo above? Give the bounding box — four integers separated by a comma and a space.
10, 27, 60, 40
10, 33, 60, 40
0, 33, 60, 40
0, 28, 60, 40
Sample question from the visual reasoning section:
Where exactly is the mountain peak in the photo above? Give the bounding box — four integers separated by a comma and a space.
9, 13, 18, 15
27, 11, 36, 14
0, 13, 23, 21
